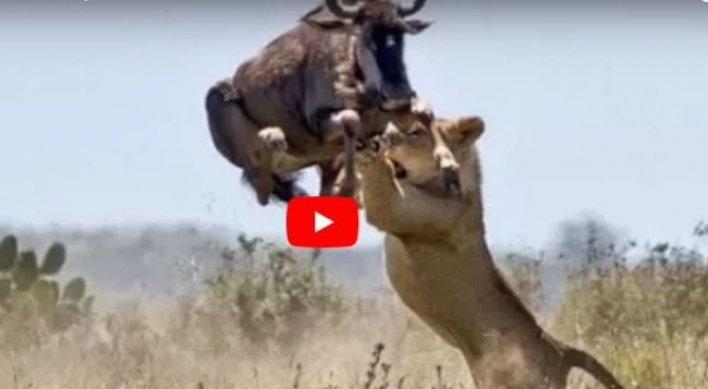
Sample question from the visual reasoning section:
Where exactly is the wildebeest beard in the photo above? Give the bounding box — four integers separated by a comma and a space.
369, 25, 414, 109
301, 0, 431, 111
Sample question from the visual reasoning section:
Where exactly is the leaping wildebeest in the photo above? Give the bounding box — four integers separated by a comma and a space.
206, 0, 459, 206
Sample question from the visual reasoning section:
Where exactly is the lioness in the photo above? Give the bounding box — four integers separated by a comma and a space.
355, 117, 625, 389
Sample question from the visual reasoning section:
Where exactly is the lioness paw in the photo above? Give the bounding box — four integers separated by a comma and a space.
355, 137, 388, 168
354, 147, 379, 167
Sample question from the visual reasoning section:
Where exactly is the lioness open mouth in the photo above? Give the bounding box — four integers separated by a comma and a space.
391, 159, 408, 179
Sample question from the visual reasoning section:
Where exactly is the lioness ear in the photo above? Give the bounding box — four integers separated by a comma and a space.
301, 5, 349, 29
454, 116, 485, 142
403, 19, 433, 35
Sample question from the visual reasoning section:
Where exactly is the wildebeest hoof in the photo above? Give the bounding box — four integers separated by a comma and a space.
411, 98, 434, 126
353, 190, 365, 209
332, 109, 361, 137
256, 192, 270, 206
258, 127, 288, 152
435, 147, 460, 193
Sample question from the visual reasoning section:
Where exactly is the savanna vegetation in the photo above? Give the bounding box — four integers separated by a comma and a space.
1, 218, 707, 389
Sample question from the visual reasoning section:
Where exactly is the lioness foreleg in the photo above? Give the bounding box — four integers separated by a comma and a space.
356, 138, 468, 237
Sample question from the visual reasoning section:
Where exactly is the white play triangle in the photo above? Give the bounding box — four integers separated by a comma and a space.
314, 211, 333, 233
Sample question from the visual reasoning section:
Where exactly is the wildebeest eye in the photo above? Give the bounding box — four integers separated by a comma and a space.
385, 34, 396, 47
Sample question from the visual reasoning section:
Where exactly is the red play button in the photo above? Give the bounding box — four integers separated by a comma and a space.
286, 196, 359, 248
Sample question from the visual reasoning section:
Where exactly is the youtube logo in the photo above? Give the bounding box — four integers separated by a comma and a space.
286, 196, 359, 248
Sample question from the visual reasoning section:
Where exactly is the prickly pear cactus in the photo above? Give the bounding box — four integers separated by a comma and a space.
0, 233, 94, 331
40, 243, 66, 275
0, 279, 10, 303
13, 251, 39, 291
0, 235, 17, 272
32, 279, 60, 311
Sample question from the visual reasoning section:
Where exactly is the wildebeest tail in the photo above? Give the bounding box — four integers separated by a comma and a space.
205, 79, 243, 168
564, 347, 624, 389
271, 173, 307, 203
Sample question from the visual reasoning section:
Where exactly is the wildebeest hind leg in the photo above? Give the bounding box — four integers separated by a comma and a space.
205, 80, 278, 206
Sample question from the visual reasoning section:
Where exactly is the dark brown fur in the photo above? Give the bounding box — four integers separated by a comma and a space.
205, 1, 442, 206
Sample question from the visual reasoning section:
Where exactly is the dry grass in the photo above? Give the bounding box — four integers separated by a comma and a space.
2, 232, 708, 389
0, 298, 471, 389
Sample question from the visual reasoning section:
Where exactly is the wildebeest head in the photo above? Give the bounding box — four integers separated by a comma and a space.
305, 0, 432, 111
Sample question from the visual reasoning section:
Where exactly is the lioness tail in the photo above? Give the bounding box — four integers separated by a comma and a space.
564, 347, 624, 389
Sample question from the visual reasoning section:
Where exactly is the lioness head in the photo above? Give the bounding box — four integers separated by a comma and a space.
382, 115, 485, 195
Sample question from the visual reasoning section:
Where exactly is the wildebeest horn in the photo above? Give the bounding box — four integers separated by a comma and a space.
398, 0, 427, 17
325, 0, 364, 19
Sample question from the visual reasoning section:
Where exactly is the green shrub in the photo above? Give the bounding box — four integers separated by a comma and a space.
204, 234, 346, 348
0, 234, 94, 338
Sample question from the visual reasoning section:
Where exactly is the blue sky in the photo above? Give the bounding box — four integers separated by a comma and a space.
1, 1, 706, 250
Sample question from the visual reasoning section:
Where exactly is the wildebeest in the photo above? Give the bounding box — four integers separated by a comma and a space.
206, 0, 459, 206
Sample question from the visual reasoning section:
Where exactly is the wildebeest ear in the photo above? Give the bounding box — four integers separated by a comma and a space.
301, 5, 348, 29
403, 19, 433, 34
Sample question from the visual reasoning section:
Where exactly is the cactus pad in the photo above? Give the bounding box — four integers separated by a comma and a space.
32, 279, 60, 308
40, 243, 66, 275
0, 235, 17, 272
13, 251, 39, 291
63, 277, 86, 302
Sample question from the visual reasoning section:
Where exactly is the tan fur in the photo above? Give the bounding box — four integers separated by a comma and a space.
355, 117, 624, 389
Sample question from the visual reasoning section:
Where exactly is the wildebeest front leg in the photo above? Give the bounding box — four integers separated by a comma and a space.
319, 109, 361, 198
317, 157, 343, 196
